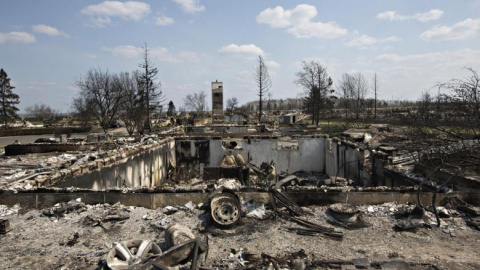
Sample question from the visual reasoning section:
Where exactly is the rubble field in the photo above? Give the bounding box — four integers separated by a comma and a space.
1, 198, 480, 270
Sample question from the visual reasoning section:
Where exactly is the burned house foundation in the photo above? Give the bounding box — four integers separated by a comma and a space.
2, 132, 480, 270
173, 135, 367, 186
3, 134, 480, 200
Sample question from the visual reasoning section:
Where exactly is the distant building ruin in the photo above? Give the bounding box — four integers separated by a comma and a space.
212, 80, 223, 117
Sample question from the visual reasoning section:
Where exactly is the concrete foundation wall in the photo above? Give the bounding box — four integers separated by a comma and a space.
414, 164, 480, 192
53, 136, 366, 190
209, 139, 224, 167
5, 143, 96, 156
183, 137, 328, 173
0, 126, 91, 137
240, 137, 326, 173
54, 140, 175, 190
176, 136, 363, 178
325, 139, 365, 182
0, 191, 475, 209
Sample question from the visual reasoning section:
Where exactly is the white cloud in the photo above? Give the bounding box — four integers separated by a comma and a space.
288, 21, 347, 39
374, 49, 480, 64
81, 1, 151, 27
0, 31, 36, 44
346, 34, 400, 47
103, 45, 143, 58
155, 15, 174, 26
149, 47, 182, 63
368, 49, 480, 99
377, 9, 443, 22
420, 18, 480, 41
172, 0, 205, 14
31, 24, 69, 37
266, 60, 281, 69
257, 4, 347, 39
103, 45, 200, 63
377, 11, 404, 21
416, 9, 444, 22
219, 44, 265, 57
218, 44, 280, 72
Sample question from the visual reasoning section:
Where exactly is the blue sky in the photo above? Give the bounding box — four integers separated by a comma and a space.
1, 0, 479, 113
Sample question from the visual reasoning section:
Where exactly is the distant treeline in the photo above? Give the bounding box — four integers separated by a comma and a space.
241, 97, 420, 112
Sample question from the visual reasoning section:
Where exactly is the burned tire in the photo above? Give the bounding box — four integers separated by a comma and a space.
106, 239, 162, 270
165, 223, 196, 249
326, 203, 370, 229
327, 203, 359, 223
210, 192, 242, 228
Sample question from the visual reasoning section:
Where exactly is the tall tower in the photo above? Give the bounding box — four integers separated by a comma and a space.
211, 80, 223, 116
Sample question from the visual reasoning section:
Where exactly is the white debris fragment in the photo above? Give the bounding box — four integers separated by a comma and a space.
142, 214, 153, 220
46, 156, 59, 164
367, 206, 374, 213
163, 206, 178, 215
364, 133, 373, 143
215, 178, 241, 190
3, 170, 27, 181
184, 201, 195, 211
246, 203, 266, 219
0, 204, 21, 217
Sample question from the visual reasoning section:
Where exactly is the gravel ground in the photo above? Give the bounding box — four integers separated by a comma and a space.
0, 200, 480, 270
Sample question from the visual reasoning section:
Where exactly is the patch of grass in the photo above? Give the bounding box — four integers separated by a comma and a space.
306, 119, 377, 136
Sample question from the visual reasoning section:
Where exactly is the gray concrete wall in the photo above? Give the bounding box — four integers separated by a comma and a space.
325, 138, 340, 177
177, 136, 364, 177
414, 164, 480, 192
239, 137, 326, 173
5, 143, 95, 156
325, 139, 365, 183
0, 191, 474, 209
209, 139, 224, 167
54, 140, 175, 190
189, 137, 327, 173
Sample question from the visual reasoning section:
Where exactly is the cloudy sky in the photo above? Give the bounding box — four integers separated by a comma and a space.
1, 0, 479, 112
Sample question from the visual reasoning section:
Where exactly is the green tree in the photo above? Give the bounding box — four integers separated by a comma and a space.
0, 69, 20, 128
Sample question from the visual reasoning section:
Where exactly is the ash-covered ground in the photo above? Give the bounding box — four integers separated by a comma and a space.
1, 199, 480, 270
